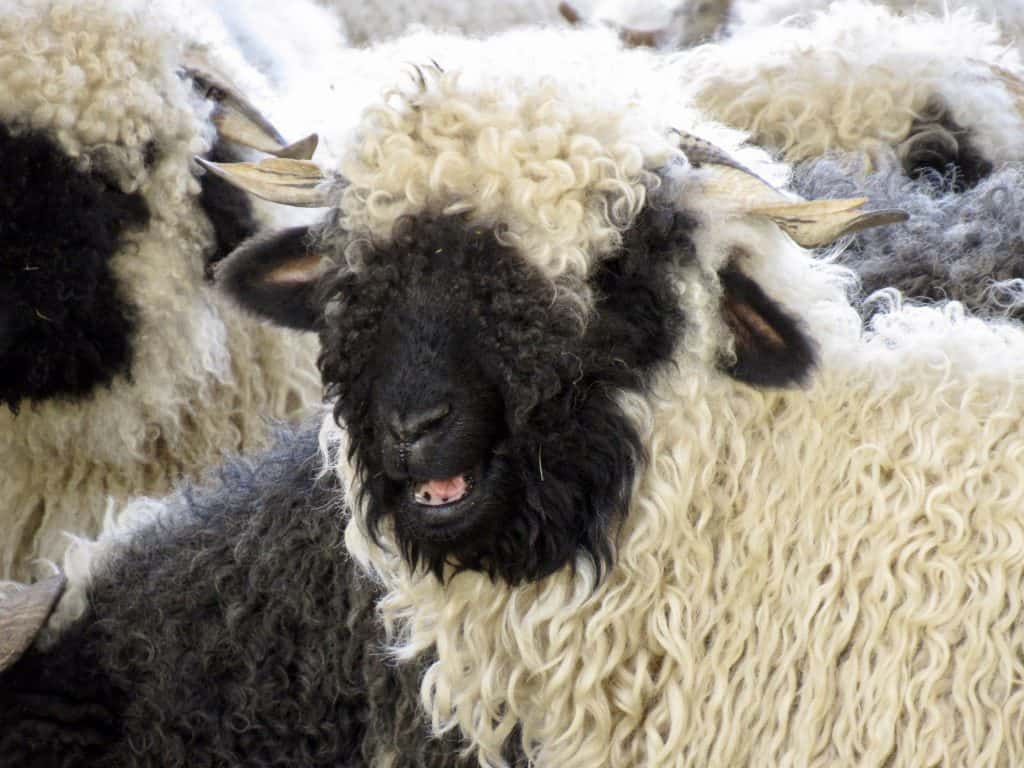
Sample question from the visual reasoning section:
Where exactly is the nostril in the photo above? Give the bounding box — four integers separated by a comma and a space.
389, 403, 451, 442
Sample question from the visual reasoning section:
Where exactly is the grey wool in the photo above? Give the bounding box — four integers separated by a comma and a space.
792, 157, 1024, 319
0, 425, 519, 767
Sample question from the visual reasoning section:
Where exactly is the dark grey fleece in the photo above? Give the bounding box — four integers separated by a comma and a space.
0, 424, 522, 767
793, 157, 1024, 320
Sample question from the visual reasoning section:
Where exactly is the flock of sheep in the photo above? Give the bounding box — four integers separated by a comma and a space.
2, 0, 1024, 765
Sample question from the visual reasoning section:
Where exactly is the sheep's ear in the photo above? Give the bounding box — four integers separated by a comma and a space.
216, 226, 327, 331
0, 573, 65, 673
718, 267, 817, 387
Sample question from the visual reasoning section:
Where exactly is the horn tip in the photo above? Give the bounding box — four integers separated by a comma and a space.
277, 133, 320, 160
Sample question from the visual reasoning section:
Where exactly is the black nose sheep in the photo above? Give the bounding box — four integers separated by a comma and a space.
0, 0, 325, 580
7, 24, 1024, 768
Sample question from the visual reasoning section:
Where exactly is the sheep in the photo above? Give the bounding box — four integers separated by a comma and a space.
21, 25, 1024, 768
792, 156, 1024, 322
0, 424, 509, 767
576, 0, 1024, 54
676, 1, 1024, 187
202, 32, 1022, 766
0, 0, 330, 581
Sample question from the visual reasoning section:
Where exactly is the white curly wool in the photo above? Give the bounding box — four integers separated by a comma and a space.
303, 28, 786, 280
680, 0, 1024, 170
0, 0, 322, 580
314, 35, 1024, 766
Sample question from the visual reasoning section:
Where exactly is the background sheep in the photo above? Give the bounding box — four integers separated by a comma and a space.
558, 0, 733, 48
314, 0, 565, 46
730, 0, 1024, 45
583, 0, 1024, 53
0, 0, 331, 580
677, 1, 1024, 186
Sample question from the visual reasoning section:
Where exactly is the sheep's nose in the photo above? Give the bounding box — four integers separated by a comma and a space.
389, 403, 451, 443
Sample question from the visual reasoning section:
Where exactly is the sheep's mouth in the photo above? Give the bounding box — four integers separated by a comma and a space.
406, 467, 481, 529
390, 453, 502, 542
411, 472, 475, 508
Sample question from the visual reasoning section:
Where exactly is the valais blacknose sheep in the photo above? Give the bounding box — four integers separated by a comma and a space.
1, 426, 502, 767
0, 0, 328, 580
680, 1, 1024, 188
6, 25, 1024, 768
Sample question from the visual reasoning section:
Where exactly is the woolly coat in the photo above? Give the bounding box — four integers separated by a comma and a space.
290, 32, 1024, 767
17, 23, 1024, 768
0, 0, 323, 581
1, 425, 510, 767
679, 1, 1024, 176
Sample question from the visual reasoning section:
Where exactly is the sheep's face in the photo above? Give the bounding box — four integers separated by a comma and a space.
0, 15, 296, 415
219, 193, 818, 583
0, 114, 262, 413
326, 211, 693, 582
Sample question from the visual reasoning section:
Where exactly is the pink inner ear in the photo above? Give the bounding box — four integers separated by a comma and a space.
265, 253, 325, 285
726, 299, 787, 350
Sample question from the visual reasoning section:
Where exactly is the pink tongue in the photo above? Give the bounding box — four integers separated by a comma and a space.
416, 475, 468, 505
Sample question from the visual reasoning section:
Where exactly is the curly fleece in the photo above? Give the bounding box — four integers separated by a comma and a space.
0, 0, 321, 581
295, 35, 1024, 767
349, 254, 1024, 768
793, 156, 1024, 320
1, 426, 525, 767
680, 1, 1024, 172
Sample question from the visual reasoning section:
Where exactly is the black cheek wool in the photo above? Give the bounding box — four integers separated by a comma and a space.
0, 123, 149, 412
197, 139, 259, 277
317, 207, 694, 584
900, 98, 992, 192
0, 426, 508, 767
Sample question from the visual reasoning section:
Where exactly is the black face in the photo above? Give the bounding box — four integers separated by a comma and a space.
197, 139, 259, 277
310, 209, 693, 582
219, 188, 817, 583
0, 124, 149, 412
901, 97, 992, 191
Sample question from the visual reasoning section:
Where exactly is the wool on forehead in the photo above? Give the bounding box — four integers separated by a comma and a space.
329, 28, 730, 281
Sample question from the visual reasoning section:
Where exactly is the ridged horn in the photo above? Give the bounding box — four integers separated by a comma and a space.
674, 129, 909, 247
194, 157, 331, 208
182, 55, 319, 160
749, 200, 910, 249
